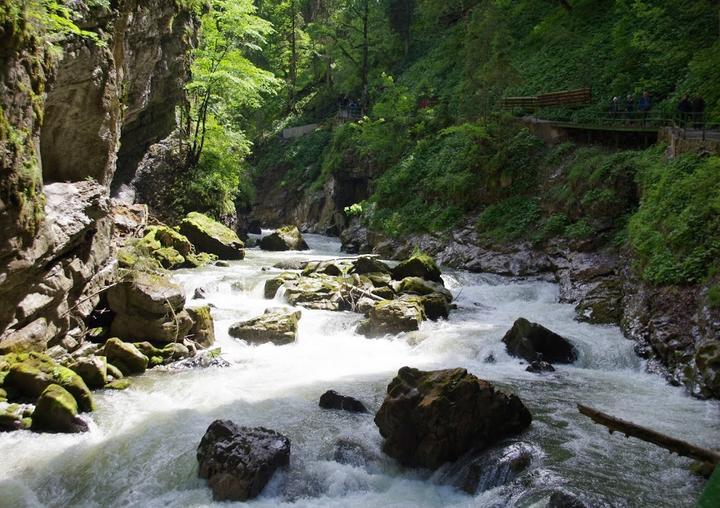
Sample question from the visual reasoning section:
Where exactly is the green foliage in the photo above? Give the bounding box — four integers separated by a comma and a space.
629, 153, 720, 285
708, 285, 720, 309
476, 196, 541, 243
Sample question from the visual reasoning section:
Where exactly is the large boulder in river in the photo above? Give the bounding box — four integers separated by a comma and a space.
197, 419, 291, 501
108, 272, 194, 343
350, 256, 391, 275
374, 367, 532, 469
259, 225, 309, 251
502, 318, 578, 364
283, 277, 345, 311
31, 384, 89, 433
391, 253, 443, 283
179, 212, 245, 260
264, 272, 300, 299
70, 356, 108, 389
357, 299, 425, 338
229, 309, 301, 345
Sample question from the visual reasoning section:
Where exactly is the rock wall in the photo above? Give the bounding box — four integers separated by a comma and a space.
0, 2, 197, 353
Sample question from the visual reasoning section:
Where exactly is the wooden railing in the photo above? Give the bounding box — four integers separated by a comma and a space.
502, 87, 592, 110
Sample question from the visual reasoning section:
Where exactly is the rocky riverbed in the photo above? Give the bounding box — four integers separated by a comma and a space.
0, 234, 718, 507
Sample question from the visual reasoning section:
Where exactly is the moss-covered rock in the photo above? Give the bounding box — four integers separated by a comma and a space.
70, 356, 108, 390
259, 225, 309, 251
400, 293, 450, 321
351, 257, 391, 275
264, 272, 300, 299
153, 247, 185, 269
108, 271, 186, 316
357, 299, 426, 338
104, 379, 131, 390
104, 338, 149, 375
392, 253, 443, 283
31, 384, 88, 433
183, 252, 218, 268
0, 403, 31, 431
229, 309, 302, 345
111, 309, 194, 343
179, 212, 245, 260
2, 352, 94, 412
106, 362, 124, 380
302, 260, 351, 276
187, 306, 215, 348
151, 226, 194, 256
283, 276, 346, 311
395, 277, 453, 303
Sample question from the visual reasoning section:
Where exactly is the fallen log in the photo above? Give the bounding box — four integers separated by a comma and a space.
578, 404, 720, 466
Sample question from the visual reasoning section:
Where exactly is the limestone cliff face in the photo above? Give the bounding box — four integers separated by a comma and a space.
0, 2, 197, 353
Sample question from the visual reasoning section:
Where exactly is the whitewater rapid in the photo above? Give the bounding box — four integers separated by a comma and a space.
0, 234, 717, 507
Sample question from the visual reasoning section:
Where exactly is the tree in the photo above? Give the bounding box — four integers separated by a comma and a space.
186, 0, 278, 165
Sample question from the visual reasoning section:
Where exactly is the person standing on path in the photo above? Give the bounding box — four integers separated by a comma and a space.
625, 94, 635, 123
638, 91, 651, 125
678, 94, 692, 127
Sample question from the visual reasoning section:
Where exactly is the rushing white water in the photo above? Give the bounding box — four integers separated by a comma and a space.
1, 234, 718, 508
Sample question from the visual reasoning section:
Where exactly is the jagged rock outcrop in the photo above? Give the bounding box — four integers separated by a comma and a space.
0, 1, 198, 356
259, 226, 309, 251
502, 318, 578, 364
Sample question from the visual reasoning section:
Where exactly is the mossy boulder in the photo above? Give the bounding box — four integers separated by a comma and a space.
187, 306, 215, 348
400, 293, 450, 321
502, 318, 578, 364
104, 338, 149, 375
302, 260, 351, 277
32, 384, 89, 433
395, 277, 452, 302
283, 277, 345, 311
357, 299, 426, 338
2, 352, 94, 412
111, 309, 194, 343
0, 403, 32, 431
106, 363, 124, 380
70, 356, 108, 390
392, 253, 443, 283
259, 225, 309, 251
151, 226, 194, 256
179, 212, 245, 260
264, 272, 300, 299
105, 379, 131, 390
153, 247, 185, 269
184, 252, 218, 268
351, 257, 391, 275
108, 271, 186, 317
229, 309, 302, 345
374, 367, 532, 469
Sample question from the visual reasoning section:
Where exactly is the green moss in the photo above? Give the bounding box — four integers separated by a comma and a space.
708, 285, 720, 309
104, 379, 131, 390
153, 247, 185, 269
183, 212, 243, 246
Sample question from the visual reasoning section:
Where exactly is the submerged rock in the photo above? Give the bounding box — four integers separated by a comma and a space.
104, 338, 149, 375
31, 384, 88, 433
391, 253, 443, 283
259, 225, 309, 251
229, 309, 301, 345
197, 419, 291, 501
435, 441, 536, 494
502, 318, 578, 364
374, 367, 532, 469
319, 390, 368, 413
357, 299, 425, 338
332, 439, 381, 469
525, 358, 556, 373
179, 212, 245, 260
548, 490, 591, 508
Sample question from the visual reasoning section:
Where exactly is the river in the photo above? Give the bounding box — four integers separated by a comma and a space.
1, 234, 718, 507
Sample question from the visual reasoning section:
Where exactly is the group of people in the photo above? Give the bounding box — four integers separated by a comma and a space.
609, 91, 706, 127
610, 91, 653, 123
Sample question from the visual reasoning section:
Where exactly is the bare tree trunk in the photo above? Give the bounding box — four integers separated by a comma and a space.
578, 404, 720, 467
289, 0, 298, 108
361, 0, 369, 113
